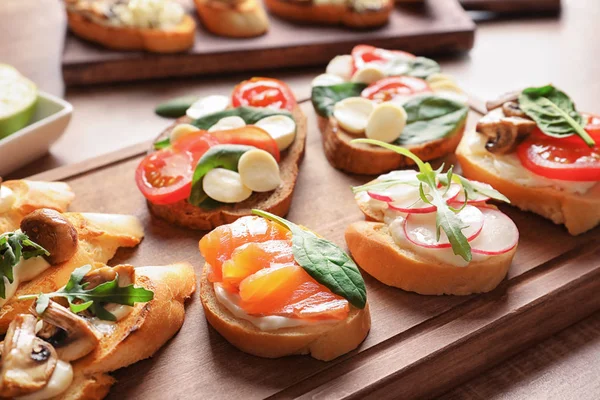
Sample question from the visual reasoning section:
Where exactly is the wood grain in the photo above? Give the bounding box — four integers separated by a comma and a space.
30, 102, 600, 399
460, 0, 561, 13
61, 0, 474, 86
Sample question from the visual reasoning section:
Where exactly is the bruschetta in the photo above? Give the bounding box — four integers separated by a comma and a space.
199, 211, 370, 361
346, 140, 519, 295
456, 85, 600, 235
0, 208, 144, 332
194, 0, 269, 38
0, 261, 195, 399
311, 45, 469, 175
138, 77, 307, 230
64, 0, 196, 53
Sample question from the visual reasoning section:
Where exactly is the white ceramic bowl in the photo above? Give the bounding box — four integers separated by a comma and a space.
0, 91, 72, 176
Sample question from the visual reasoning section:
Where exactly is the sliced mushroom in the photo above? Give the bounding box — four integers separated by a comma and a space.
0, 314, 57, 398
486, 90, 521, 112
32, 301, 100, 362
20, 209, 78, 265
502, 101, 528, 118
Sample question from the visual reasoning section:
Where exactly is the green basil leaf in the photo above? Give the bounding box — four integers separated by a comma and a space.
396, 94, 469, 146
155, 95, 199, 118
153, 138, 171, 150
311, 83, 367, 118
189, 144, 254, 206
519, 85, 595, 146
252, 210, 367, 309
192, 107, 292, 130
384, 56, 441, 79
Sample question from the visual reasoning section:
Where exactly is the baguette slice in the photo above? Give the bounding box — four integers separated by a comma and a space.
148, 105, 307, 230
200, 268, 370, 361
456, 128, 600, 235
194, 0, 269, 37
0, 213, 144, 333
345, 221, 516, 295
264, 0, 392, 28
0, 180, 74, 233
52, 262, 196, 400
318, 114, 466, 175
66, 11, 195, 53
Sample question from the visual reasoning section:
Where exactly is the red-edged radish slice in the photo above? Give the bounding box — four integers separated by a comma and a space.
470, 208, 519, 255
367, 183, 419, 203
404, 204, 484, 248
388, 183, 461, 214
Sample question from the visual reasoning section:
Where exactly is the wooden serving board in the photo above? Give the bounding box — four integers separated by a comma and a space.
61, 0, 475, 86
31, 101, 600, 399
460, 0, 561, 13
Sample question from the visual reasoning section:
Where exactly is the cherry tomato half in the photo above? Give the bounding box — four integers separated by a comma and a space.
351, 45, 416, 75
231, 77, 297, 111
361, 76, 431, 102
210, 126, 281, 162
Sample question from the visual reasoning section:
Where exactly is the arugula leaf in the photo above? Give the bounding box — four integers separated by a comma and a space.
311, 83, 368, 118
0, 232, 48, 298
252, 210, 367, 309
458, 176, 510, 204
396, 94, 469, 145
518, 85, 594, 147
21, 265, 154, 321
155, 95, 199, 118
384, 56, 441, 79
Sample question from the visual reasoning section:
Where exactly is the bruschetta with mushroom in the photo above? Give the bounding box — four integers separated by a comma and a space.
456, 85, 600, 235
138, 77, 307, 230
0, 208, 144, 332
194, 0, 269, 38
311, 45, 469, 175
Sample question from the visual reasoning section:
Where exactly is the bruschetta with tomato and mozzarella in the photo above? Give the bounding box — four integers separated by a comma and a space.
312, 45, 469, 175
64, 0, 196, 52
138, 77, 307, 230
346, 141, 519, 295
199, 211, 370, 361
456, 85, 600, 235
194, 0, 269, 38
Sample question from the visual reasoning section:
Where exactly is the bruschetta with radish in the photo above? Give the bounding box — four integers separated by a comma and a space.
194, 0, 269, 38
139, 78, 307, 230
199, 211, 370, 361
456, 85, 600, 235
346, 140, 518, 295
3, 261, 195, 399
64, 0, 196, 53
312, 45, 469, 175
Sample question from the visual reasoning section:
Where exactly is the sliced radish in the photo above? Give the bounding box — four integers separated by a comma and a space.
368, 183, 419, 204
404, 204, 484, 248
470, 208, 519, 255
388, 183, 461, 214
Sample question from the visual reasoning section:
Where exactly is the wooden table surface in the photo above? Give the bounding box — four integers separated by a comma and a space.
2, 0, 600, 398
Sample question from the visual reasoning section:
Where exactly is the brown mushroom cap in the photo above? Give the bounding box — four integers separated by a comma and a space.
0, 314, 58, 398
20, 209, 78, 265
82, 265, 135, 290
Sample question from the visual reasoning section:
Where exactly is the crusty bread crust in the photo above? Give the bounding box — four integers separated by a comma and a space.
264, 0, 392, 28
456, 129, 600, 235
66, 11, 195, 53
318, 115, 466, 175
200, 268, 371, 361
345, 221, 516, 295
51, 372, 115, 400
148, 105, 307, 230
194, 0, 269, 37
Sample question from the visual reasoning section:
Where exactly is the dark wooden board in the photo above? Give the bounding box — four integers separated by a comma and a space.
61, 0, 474, 86
461, 0, 561, 13
31, 101, 600, 399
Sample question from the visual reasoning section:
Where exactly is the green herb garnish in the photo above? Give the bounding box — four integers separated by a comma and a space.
0, 232, 48, 299
311, 83, 368, 118
518, 85, 594, 147
383, 56, 441, 79
20, 265, 154, 321
155, 95, 199, 118
252, 210, 367, 309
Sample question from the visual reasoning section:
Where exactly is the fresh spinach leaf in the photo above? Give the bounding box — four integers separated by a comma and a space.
252, 210, 367, 309
155, 95, 199, 118
518, 85, 594, 146
311, 83, 368, 118
396, 94, 468, 145
384, 56, 441, 79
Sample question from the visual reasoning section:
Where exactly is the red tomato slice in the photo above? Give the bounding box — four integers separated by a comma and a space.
210, 126, 281, 162
351, 45, 416, 75
231, 77, 297, 111
135, 150, 195, 205
172, 132, 220, 164
361, 76, 431, 102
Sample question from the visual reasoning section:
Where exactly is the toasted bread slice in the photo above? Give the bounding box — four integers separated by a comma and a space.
456, 129, 600, 235
264, 0, 392, 28
345, 221, 516, 295
0, 180, 74, 233
148, 105, 307, 230
66, 11, 195, 53
318, 115, 466, 175
194, 0, 269, 37
0, 213, 144, 333
199, 268, 370, 361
